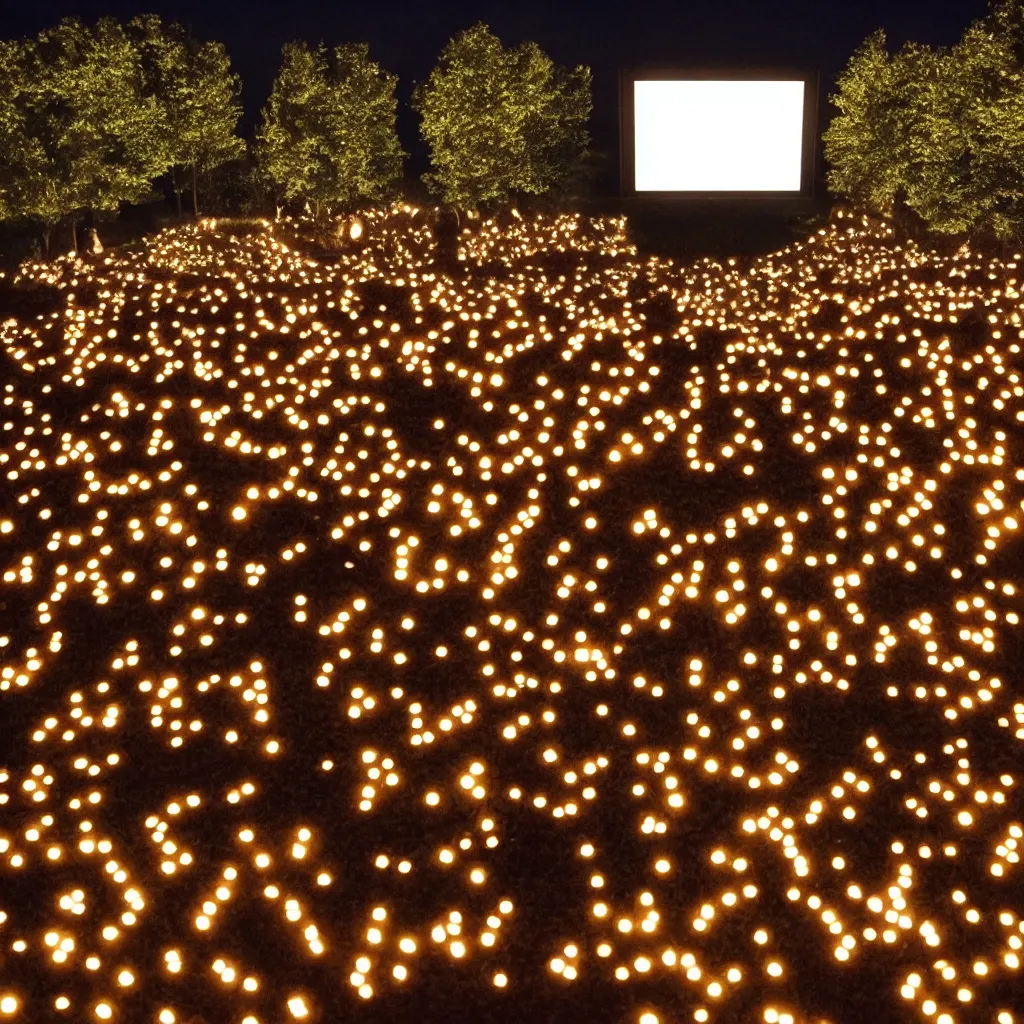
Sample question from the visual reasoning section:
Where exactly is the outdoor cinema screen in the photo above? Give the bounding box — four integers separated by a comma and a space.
619, 69, 818, 198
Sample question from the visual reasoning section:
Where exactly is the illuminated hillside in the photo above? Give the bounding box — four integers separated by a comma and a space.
0, 204, 1021, 1024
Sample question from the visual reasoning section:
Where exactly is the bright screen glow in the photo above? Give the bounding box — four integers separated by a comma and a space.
634, 79, 805, 192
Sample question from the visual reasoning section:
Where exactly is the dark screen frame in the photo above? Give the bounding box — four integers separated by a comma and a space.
618, 66, 820, 201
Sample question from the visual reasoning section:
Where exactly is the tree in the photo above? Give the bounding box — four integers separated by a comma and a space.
255, 42, 323, 219
888, 39, 974, 237
240, 154, 279, 216
823, 29, 915, 220
256, 40, 405, 221
507, 39, 593, 204
986, 0, 1024, 64
0, 37, 76, 256
323, 42, 406, 216
951, 7, 1024, 245
126, 14, 246, 219
196, 156, 251, 215
50, 17, 169, 248
0, 40, 35, 226
0, 18, 168, 256
179, 37, 247, 217
545, 147, 611, 207
410, 22, 593, 218
124, 14, 187, 217
825, 5, 1024, 247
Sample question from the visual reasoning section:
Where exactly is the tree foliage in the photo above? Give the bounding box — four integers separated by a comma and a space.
0, 39, 41, 226
949, 6, 1024, 243
177, 36, 247, 214
891, 40, 975, 236
822, 29, 911, 217
539, 146, 612, 210
126, 14, 246, 217
255, 42, 324, 214
122, 15, 181, 182
825, 3, 1024, 245
987, 0, 1024, 65
256, 40, 405, 218
410, 22, 593, 213
0, 17, 169, 252
891, 27, 1024, 241
195, 157, 253, 216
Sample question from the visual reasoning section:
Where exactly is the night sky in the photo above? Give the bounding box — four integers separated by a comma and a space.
1, 0, 994, 188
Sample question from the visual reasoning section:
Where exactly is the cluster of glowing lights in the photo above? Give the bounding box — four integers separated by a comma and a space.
0, 202, 1021, 1023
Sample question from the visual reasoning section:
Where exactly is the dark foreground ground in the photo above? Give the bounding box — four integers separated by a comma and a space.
0, 205, 1022, 1024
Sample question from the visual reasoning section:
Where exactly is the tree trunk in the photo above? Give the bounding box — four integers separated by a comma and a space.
173, 166, 183, 220
42, 227, 50, 259
192, 164, 199, 218
71, 215, 78, 255
892, 186, 918, 244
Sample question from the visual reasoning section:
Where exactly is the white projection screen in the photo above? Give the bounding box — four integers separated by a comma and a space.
620, 70, 818, 198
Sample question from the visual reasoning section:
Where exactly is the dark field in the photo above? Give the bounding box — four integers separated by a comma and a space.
0, 204, 1022, 1024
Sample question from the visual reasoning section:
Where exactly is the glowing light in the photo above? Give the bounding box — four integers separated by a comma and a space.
0, 201, 1019, 1024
